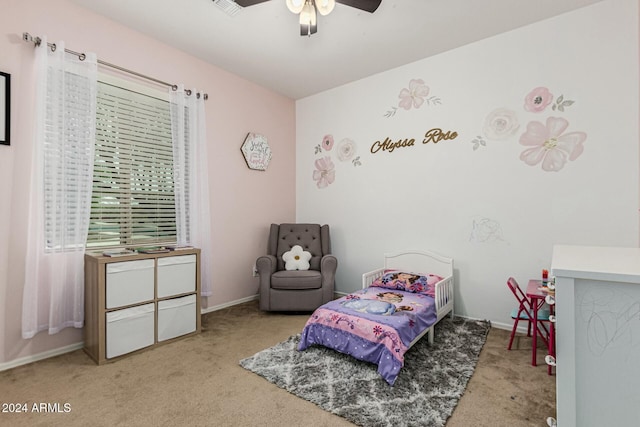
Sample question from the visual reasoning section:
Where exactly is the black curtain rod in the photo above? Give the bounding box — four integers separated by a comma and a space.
22, 32, 208, 100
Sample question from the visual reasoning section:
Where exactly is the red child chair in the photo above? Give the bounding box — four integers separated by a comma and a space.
507, 277, 550, 350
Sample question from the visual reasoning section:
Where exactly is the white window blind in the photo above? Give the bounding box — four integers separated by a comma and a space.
88, 79, 177, 248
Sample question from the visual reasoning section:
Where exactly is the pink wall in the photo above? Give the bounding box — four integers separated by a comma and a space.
0, 0, 295, 365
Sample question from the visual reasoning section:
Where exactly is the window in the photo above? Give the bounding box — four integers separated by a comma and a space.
87, 77, 177, 248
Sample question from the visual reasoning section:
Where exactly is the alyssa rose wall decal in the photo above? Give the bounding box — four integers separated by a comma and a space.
519, 116, 587, 172
313, 156, 336, 188
483, 108, 520, 140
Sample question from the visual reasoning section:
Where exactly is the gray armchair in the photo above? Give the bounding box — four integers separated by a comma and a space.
256, 223, 337, 311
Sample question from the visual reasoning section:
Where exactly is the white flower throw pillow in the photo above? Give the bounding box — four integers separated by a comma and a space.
282, 245, 312, 271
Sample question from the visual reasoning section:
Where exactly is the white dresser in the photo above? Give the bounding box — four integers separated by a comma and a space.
551, 245, 640, 427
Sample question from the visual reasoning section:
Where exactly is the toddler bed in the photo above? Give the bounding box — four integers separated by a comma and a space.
298, 250, 454, 385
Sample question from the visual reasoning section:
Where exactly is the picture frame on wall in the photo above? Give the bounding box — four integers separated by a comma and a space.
0, 71, 10, 146
240, 132, 272, 171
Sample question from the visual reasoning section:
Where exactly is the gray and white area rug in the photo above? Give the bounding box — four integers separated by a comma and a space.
240, 317, 491, 427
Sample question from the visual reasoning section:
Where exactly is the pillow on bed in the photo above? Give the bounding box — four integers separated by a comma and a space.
370, 270, 444, 297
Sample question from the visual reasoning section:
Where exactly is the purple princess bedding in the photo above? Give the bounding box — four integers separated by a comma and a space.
297, 270, 443, 385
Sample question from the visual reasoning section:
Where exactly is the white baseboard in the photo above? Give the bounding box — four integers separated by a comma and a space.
490, 320, 533, 335
0, 342, 84, 372
436, 314, 532, 335
200, 294, 259, 314
489, 320, 513, 331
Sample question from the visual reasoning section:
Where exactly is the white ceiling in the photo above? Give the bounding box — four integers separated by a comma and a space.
70, 0, 602, 99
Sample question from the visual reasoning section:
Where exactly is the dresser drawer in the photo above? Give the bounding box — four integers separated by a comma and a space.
106, 259, 155, 308
157, 255, 196, 298
157, 294, 197, 342
106, 303, 155, 359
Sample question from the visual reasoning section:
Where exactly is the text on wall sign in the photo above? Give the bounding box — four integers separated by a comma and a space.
370, 128, 458, 154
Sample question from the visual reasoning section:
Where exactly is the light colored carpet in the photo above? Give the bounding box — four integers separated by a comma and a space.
0, 301, 555, 426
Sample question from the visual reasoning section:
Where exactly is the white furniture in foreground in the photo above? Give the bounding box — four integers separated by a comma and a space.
551, 245, 640, 427
84, 249, 201, 364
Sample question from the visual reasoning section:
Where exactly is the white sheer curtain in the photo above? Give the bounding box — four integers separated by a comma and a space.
170, 85, 213, 297
22, 38, 97, 338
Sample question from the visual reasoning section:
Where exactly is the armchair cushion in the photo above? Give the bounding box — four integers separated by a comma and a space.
271, 270, 322, 290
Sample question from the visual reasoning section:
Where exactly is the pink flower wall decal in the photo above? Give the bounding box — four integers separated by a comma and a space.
336, 138, 357, 162
524, 87, 554, 113
312, 156, 335, 188
519, 117, 587, 172
483, 108, 520, 140
398, 79, 430, 110
322, 135, 334, 151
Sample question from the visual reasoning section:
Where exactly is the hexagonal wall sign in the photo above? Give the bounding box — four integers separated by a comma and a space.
241, 132, 272, 171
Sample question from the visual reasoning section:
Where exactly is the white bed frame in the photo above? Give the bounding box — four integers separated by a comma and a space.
361, 250, 454, 346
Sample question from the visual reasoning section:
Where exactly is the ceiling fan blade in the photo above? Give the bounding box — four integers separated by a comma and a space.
335, 0, 382, 13
234, 0, 270, 7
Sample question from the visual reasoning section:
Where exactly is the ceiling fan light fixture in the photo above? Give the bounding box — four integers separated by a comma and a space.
315, 0, 335, 16
299, 1, 317, 36
300, 2, 316, 26
286, 0, 305, 14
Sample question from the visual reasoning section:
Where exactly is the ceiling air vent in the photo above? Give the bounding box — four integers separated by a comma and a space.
213, 0, 242, 17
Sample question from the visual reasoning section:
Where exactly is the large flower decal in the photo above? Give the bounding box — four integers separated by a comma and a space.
398, 79, 430, 110
524, 87, 554, 113
385, 79, 441, 117
519, 117, 587, 172
312, 156, 335, 188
